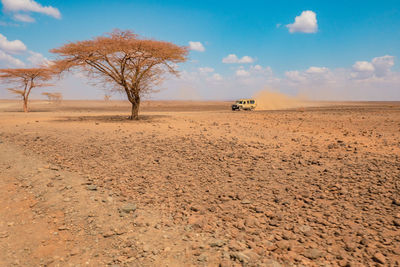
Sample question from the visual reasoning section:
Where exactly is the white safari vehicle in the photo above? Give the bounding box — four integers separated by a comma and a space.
231, 99, 257, 111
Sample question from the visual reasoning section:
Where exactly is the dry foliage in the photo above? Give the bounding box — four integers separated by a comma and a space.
0, 67, 55, 112
51, 29, 188, 119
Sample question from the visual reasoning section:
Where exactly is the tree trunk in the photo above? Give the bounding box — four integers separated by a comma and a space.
129, 99, 140, 120
23, 97, 28, 113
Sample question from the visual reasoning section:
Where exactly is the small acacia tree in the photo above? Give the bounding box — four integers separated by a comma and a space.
42, 92, 63, 103
0, 67, 55, 112
51, 30, 188, 120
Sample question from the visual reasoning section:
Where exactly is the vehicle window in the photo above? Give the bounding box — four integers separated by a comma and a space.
250, 100, 254, 104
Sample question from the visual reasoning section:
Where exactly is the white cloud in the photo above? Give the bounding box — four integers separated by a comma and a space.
189, 41, 205, 52
27, 51, 51, 66
285, 70, 306, 82
286, 66, 332, 83
351, 61, 375, 80
236, 69, 250, 77
306, 66, 329, 74
13, 13, 35, 23
253, 64, 263, 71
350, 56, 396, 80
1, 0, 61, 19
0, 33, 52, 68
250, 65, 272, 74
372, 55, 394, 77
239, 56, 254, 63
0, 33, 27, 54
286, 10, 318, 33
222, 54, 255, 64
0, 50, 25, 67
198, 67, 214, 73
352, 61, 375, 72
222, 54, 239, 63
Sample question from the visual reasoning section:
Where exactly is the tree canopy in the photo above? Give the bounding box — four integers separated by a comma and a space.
0, 67, 55, 112
51, 30, 188, 119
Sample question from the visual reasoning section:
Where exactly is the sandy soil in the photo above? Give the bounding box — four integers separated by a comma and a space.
0, 100, 399, 266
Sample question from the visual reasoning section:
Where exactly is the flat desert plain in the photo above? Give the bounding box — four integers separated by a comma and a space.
0, 100, 399, 267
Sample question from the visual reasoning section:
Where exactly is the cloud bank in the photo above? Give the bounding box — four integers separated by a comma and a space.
158, 55, 399, 101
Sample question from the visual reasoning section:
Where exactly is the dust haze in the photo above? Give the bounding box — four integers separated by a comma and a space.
254, 89, 312, 110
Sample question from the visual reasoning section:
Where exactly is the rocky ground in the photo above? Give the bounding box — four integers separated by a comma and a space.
0, 100, 399, 266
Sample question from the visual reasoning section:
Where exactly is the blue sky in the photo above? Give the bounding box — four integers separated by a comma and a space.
0, 0, 399, 100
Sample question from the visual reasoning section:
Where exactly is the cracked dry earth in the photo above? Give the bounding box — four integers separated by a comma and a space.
0, 100, 400, 267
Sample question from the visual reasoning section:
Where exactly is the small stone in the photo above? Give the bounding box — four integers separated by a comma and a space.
209, 239, 225, 247
393, 219, 400, 227
142, 244, 150, 252
372, 252, 385, 264
241, 199, 252, 204
276, 240, 290, 250
114, 228, 126, 235
264, 241, 277, 251
86, 185, 97, 191
63, 198, 71, 202
69, 247, 80, 256
392, 199, 400, 206
58, 225, 68, 231
190, 206, 200, 212
120, 203, 137, 213
187, 215, 204, 229
197, 253, 208, 262
231, 252, 250, 263
303, 248, 324, 260
344, 241, 357, 252
219, 260, 231, 267
242, 250, 259, 262
264, 259, 282, 267
360, 238, 369, 246
103, 231, 114, 238
0, 231, 8, 238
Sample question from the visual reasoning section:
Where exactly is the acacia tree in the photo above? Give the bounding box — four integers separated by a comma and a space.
51, 30, 188, 120
0, 67, 55, 112
42, 92, 62, 103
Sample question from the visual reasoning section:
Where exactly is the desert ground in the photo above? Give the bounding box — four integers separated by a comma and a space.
0, 100, 399, 267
